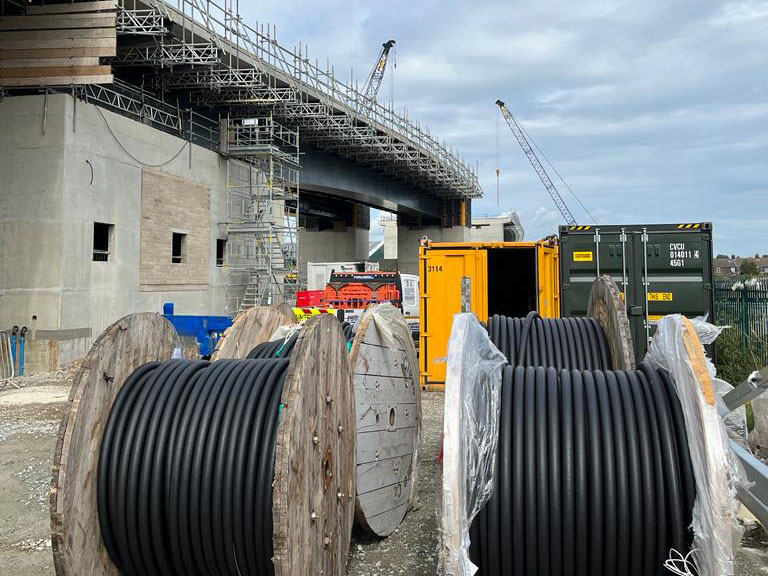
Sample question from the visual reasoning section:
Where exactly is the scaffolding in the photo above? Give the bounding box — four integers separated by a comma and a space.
222, 116, 300, 312
111, 0, 482, 199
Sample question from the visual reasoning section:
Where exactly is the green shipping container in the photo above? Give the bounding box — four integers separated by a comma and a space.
559, 223, 714, 361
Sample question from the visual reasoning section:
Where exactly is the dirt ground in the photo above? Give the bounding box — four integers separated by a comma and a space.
0, 377, 766, 576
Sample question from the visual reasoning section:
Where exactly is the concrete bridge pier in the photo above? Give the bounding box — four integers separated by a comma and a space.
396, 199, 470, 275
298, 203, 370, 276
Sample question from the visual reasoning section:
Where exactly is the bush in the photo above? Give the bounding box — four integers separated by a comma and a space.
715, 327, 758, 431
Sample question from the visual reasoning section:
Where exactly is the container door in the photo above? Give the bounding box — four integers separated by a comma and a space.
420, 249, 487, 387
537, 243, 561, 318
631, 227, 714, 359
560, 228, 633, 316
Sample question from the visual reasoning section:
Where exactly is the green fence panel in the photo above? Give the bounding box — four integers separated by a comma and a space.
715, 284, 768, 367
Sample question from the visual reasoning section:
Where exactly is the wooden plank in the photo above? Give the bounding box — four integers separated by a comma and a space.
0, 46, 116, 59
211, 305, 296, 360
682, 316, 715, 406
272, 313, 355, 576
50, 313, 177, 576
0, 74, 112, 86
0, 37, 117, 50
0, 57, 101, 68
348, 304, 421, 537
0, 28, 115, 40
27, 1, 117, 15
0, 65, 111, 78
0, 14, 116, 30
357, 453, 415, 494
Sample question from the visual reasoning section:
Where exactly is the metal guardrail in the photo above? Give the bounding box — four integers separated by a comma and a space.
0, 331, 14, 380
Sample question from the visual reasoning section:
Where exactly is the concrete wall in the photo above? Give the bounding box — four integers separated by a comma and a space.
0, 93, 230, 373
397, 223, 468, 275
298, 227, 369, 282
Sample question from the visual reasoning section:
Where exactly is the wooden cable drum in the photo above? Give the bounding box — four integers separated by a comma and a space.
211, 305, 296, 361
51, 312, 354, 576
235, 303, 422, 538
272, 313, 355, 576
50, 313, 178, 576
349, 303, 421, 537
587, 274, 636, 370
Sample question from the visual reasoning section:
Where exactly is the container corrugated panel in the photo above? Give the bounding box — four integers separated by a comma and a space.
419, 240, 560, 389
559, 223, 714, 361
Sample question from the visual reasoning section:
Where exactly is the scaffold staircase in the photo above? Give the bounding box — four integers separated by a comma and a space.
221, 116, 300, 313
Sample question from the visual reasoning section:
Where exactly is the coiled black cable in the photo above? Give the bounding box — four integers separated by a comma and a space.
247, 333, 299, 359
488, 312, 612, 370
98, 358, 290, 576
247, 320, 354, 360
468, 363, 695, 576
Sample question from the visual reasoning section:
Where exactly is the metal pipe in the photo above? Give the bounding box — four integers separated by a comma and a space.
722, 366, 768, 411
10, 325, 18, 373
19, 326, 27, 376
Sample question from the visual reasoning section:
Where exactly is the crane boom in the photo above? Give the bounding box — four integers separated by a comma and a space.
495, 99, 578, 226
361, 40, 396, 105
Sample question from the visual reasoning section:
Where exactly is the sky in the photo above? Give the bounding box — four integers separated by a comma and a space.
242, 0, 768, 256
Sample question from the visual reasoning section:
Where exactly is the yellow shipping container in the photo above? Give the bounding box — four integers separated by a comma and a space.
419, 238, 560, 389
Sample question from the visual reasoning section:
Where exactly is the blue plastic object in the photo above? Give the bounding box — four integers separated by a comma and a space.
162, 303, 233, 357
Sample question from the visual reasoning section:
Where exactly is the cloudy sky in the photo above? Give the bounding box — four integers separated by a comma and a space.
243, 0, 767, 256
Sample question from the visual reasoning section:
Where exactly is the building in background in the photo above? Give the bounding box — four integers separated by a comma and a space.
470, 212, 524, 242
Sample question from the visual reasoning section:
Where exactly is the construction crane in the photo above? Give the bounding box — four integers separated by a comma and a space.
496, 99, 578, 226
361, 40, 396, 106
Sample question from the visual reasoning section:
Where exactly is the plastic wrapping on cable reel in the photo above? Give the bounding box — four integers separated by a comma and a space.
357, 302, 423, 509
645, 314, 747, 576
440, 314, 506, 576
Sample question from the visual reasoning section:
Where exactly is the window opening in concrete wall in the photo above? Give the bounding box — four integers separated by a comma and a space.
172, 232, 187, 264
216, 238, 227, 267
93, 222, 113, 262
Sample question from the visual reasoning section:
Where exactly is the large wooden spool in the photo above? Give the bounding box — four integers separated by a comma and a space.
50, 311, 355, 576
349, 304, 421, 537
211, 304, 296, 360
587, 274, 636, 370
50, 313, 178, 576
272, 313, 355, 576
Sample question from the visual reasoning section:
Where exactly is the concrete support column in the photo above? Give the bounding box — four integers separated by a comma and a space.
298, 226, 370, 273
396, 221, 467, 275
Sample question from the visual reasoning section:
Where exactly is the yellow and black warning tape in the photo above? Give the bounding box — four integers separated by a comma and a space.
568, 225, 593, 230
676, 223, 701, 229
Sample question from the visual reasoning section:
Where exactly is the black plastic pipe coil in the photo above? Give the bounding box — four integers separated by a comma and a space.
468, 363, 695, 576
246, 321, 354, 359
488, 312, 613, 371
247, 333, 299, 359
98, 358, 290, 576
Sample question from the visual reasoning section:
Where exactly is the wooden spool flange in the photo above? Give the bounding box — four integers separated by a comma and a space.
349, 304, 421, 537
50, 313, 178, 576
211, 305, 296, 360
587, 274, 636, 370
273, 313, 356, 576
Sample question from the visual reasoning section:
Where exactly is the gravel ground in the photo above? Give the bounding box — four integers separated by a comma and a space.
0, 377, 766, 575
347, 392, 444, 576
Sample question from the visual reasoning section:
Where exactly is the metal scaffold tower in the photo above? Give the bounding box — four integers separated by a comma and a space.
221, 116, 300, 313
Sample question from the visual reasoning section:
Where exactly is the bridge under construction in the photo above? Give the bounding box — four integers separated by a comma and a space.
0, 0, 482, 372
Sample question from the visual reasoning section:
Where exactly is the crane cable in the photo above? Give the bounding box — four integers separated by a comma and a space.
515, 117, 597, 224
496, 106, 501, 205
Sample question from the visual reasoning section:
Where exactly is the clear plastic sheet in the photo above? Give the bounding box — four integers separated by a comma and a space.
440, 313, 506, 576
357, 302, 422, 509
645, 315, 746, 576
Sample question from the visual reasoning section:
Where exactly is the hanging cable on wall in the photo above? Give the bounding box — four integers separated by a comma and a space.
468, 363, 695, 576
